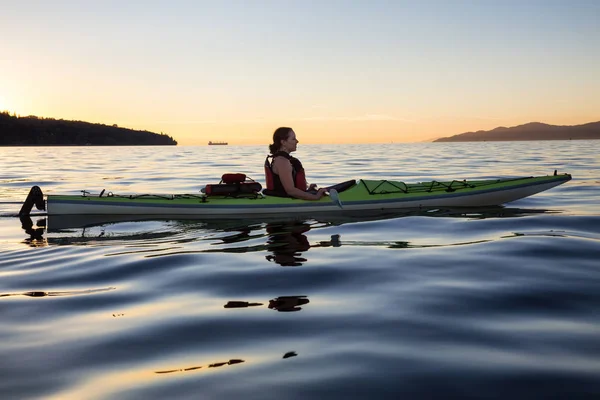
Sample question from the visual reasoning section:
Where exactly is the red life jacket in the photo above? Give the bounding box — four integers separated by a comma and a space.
264, 152, 307, 195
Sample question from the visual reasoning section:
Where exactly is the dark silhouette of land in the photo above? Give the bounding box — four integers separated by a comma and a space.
0, 111, 177, 145
434, 121, 600, 142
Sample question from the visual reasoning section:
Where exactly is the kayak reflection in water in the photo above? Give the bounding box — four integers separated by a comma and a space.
268, 296, 310, 312
265, 221, 342, 266
155, 351, 297, 374
265, 221, 312, 266
224, 295, 310, 312
19, 215, 46, 247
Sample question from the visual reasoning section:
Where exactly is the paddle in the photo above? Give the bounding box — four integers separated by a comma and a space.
328, 188, 343, 209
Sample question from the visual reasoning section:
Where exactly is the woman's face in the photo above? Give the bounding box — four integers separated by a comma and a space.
281, 130, 299, 152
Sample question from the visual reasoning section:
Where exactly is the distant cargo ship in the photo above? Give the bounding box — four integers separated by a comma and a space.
208, 141, 228, 145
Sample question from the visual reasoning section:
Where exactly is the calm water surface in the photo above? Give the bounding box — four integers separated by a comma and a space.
1, 142, 599, 399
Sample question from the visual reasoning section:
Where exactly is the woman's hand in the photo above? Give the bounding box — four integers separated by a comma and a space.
314, 188, 327, 199
308, 183, 318, 191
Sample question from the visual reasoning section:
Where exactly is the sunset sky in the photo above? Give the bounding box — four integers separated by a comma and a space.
1, 0, 598, 145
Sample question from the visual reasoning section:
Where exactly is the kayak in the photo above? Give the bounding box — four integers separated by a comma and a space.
32, 172, 571, 217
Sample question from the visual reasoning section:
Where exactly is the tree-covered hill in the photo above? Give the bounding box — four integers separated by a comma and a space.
0, 112, 177, 145
434, 121, 600, 142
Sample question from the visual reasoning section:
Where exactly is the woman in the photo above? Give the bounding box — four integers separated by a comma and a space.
264, 127, 327, 200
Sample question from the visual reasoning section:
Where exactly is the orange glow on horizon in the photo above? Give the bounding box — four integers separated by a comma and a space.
2, 102, 599, 146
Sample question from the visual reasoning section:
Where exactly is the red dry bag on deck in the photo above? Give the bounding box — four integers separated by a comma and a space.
203, 173, 262, 197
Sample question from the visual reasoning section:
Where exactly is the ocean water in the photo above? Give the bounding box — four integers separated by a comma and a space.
1, 142, 599, 399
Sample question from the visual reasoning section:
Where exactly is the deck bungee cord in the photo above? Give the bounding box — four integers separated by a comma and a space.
360, 176, 536, 195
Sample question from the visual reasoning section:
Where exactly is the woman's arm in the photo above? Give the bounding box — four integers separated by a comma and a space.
273, 158, 326, 200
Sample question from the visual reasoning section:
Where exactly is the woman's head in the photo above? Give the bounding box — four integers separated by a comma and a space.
269, 127, 298, 153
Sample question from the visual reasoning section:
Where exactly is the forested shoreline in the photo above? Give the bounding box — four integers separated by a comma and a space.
0, 112, 177, 145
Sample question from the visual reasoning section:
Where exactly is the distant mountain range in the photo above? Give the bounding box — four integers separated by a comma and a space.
434, 121, 600, 142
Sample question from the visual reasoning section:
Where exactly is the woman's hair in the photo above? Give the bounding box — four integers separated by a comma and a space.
269, 127, 293, 154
